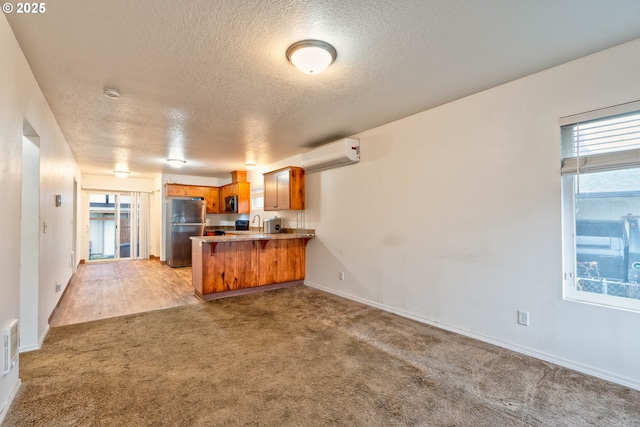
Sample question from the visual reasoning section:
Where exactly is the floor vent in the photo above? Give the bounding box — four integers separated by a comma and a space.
3, 319, 18, 375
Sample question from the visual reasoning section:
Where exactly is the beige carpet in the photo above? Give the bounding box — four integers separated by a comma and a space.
4, 286, 640, 426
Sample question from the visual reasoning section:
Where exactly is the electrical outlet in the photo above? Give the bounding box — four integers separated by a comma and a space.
55, 281, 61, 293
339, 272, 345, 281
517, 310, 529, 326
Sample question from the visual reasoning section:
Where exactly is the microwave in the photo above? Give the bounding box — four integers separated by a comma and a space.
224, 195, 237, 213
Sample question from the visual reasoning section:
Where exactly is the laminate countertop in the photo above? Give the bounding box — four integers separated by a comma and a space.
190, 231, 315, 243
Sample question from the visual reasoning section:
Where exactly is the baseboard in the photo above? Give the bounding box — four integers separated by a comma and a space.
48, 275, 73, 325
19, 342, 40, 353
197, 281, 303, 301
0, 379, 21, 425
39, 324, 50, 348
304, 280, 640, 392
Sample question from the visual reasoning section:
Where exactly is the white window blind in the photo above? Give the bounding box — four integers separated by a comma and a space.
561, 102, 640, 175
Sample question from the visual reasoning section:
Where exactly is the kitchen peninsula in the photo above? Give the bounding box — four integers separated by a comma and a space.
190, 232, 314, 300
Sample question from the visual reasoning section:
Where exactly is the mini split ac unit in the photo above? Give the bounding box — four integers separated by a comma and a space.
301, 138, 360, 173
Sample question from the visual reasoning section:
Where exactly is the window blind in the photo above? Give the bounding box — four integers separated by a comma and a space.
561, 105, 640, 175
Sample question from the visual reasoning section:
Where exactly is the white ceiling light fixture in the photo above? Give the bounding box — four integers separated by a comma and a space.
167, 158, 186, 168
103, 87, 121, 99
245, 162, 256, 170
113, 170, 130, 178
286, 40, 337, 74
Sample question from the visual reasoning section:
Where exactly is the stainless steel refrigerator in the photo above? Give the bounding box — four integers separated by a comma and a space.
166, 198, 206, 267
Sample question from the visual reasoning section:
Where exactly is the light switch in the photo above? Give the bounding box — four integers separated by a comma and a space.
43, 220, 48, 233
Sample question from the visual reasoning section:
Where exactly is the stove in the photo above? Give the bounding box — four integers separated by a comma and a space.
235, 220, 250, 231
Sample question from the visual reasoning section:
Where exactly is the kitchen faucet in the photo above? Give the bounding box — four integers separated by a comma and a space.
252, 214, 261, 231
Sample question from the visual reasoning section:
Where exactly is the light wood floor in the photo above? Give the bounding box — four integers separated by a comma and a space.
51, 259, 200, 327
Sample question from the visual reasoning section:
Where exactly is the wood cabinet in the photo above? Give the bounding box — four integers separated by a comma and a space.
165, 180, 249, 215
190, 186, 207, 198
219, 183, 233, 201
263, 166, 305, 211
165, 184, 206, 198
191, 236, 310, 299
219, 182, 250, 214
205, 187, 220, 214
258, 239, 306, 285
193, 240, 259, 295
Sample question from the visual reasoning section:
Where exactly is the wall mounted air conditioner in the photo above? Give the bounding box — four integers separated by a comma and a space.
301, 138, 360, 173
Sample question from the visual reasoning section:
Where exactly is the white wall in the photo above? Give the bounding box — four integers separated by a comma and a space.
0, 14, 80, 421
303, 38, 640, 390
82, 174, 155, 193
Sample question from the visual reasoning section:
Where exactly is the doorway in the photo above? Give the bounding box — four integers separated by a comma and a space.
88, 193, 132, 261
20, 128, 40, 351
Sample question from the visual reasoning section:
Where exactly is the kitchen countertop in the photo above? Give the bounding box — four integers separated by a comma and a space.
191, 231, 315, 243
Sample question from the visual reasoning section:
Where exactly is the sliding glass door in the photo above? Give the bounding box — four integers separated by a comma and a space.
88, 193, 131, 261
119, 194, 131, 258
88, 192, 149, 261
89, 193, 117, 260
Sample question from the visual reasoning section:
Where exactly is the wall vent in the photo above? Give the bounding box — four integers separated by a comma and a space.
3, 319, 18, 375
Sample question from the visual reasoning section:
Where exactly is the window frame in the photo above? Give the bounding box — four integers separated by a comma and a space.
561, 101, 640, 312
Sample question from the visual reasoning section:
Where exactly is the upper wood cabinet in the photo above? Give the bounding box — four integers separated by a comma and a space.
219, 183, 233, 201
188, 186, 207, 198
165, 184, 188, 197
166, 184, 217, 213
205, 187, 220, 214
219, 182, 250, 214
236, 182, 250, 214
165, 170, 250, 215
263, 166, 305, 211
165, 184, 206, 198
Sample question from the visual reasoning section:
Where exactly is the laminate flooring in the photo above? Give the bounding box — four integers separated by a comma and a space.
50, 259, 200, 327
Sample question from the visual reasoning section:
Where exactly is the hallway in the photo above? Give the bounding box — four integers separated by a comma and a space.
51, 260, 200, 326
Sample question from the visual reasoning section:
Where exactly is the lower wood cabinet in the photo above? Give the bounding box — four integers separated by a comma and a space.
192, 238, 308, 298
258, 239, 306, 285
194, 241, 259, 294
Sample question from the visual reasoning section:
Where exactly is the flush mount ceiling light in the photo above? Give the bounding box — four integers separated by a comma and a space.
286, 40, 337, 74
245, 161, 256, 171
103, 87, 121, 99
113, 170, 130, 178
167, 158, 186, 168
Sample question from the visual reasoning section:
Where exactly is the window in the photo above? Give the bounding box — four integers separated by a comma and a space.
561, 102, 640, 311
251, 187, 264, 210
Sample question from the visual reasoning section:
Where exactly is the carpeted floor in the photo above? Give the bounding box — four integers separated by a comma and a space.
4, 286, 640, 426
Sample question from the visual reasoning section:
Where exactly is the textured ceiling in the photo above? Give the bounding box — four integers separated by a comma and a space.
6, 0, 640, 178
